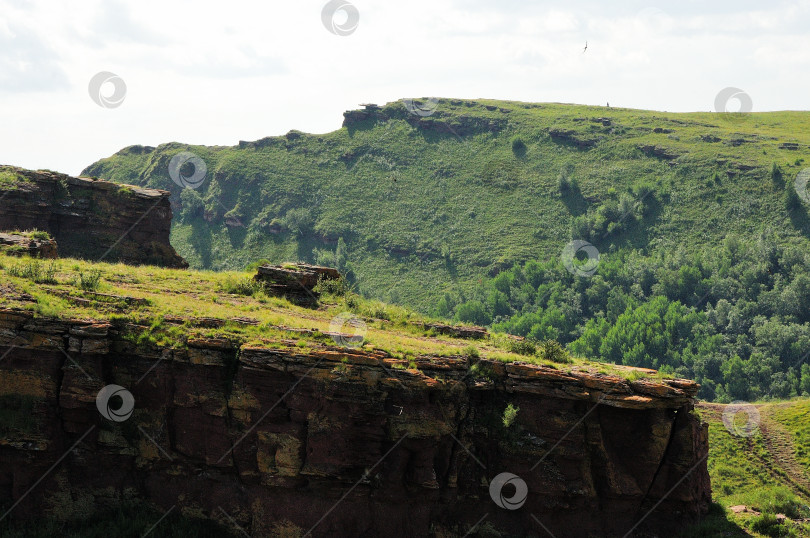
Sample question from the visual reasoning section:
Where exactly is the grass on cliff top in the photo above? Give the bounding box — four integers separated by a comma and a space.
0, 252, 673, 382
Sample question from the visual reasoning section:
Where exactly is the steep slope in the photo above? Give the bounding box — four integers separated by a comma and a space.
0, 253, 710, 537
0, 166, 186, 268
82, 100, 810, 312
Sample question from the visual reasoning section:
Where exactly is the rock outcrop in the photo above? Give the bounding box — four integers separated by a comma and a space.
0, 307, 711, 537
0, 166, 187, 268
0, 232, 58, 259
254, 263, 342, 304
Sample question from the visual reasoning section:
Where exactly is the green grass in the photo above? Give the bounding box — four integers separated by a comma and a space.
0, 252, 659, 382
0, 170, 28, 190
769, 400, 810, 474
82, 100, 810, 314
684, 401, 810, 537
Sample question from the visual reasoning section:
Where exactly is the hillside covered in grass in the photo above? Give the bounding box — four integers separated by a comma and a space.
82, 100, 810, 313
82, 99, 810, 403
690, 399, 810, 537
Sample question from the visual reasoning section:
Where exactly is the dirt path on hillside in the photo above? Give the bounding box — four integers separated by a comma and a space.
758, 406, 810, 496
699, 402, 810, 500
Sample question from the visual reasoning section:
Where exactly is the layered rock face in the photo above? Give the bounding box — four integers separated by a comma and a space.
254, 263, 342, 305
0, 232, 58, 259
0, 166, 186, 268
0, 308, 711, 537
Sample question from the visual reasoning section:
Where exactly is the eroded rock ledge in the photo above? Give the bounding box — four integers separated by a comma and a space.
0, 308, 710, 537
0, 166, 186, 268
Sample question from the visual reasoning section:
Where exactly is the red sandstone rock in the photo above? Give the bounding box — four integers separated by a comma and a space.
0, 313, 712, 537
0, 166, 186, 268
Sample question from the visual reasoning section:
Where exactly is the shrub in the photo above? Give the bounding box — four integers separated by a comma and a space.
538, 340, 572, 363
7, 260, 57, 284
313, 276, 350, 297
462, 345, 480, 359
283, 207, 315, 236
511, 136, 527, 157
219, 275, 264, 296
502, 403, 519, 427
506, 338, 536, 356
76, 269, 102, 291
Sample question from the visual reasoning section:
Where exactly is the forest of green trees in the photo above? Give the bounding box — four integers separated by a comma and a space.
442, 233, 810, 402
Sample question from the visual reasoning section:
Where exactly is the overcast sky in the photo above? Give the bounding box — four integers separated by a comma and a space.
1, 0, 809, 175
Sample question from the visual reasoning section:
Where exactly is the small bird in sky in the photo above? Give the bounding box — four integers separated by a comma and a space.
583, 41, 588, 53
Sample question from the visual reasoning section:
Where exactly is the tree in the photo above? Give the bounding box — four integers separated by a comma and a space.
455, 301, 491, 326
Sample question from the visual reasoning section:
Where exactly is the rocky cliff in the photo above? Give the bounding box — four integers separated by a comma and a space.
0, 307, 711, 537
0, 166, 186, 268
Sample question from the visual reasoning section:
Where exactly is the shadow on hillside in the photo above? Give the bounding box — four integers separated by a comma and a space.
226, 225, 247, 249
678, 503, 751, 537
190, 220, 213, 268
788, 205, 810, 237
560, 189, 589, 216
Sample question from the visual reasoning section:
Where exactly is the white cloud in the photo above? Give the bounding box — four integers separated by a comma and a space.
0, 0, 809, 174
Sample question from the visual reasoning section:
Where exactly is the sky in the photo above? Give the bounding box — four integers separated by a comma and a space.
1, 0, 809, 175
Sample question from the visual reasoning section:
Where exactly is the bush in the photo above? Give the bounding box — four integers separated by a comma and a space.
538, 340, 571, 363
313, 276, 350, 297
7, 260, 57, 284
511, 136, 527, 157
462, 345, 480, 359
76, 269, 102, 291
506, 338, 536, 356
219, 275, 264, 296
179, 188, 205, 222
502, 403, 519, 427
283, 207, 315, 236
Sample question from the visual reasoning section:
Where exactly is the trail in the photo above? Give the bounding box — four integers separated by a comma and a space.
700, 402, 810, 501
757, 405, 810, 497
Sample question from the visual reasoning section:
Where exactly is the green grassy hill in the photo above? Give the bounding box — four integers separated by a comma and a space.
82, 100, 810, 314
688, 399, 810, 537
